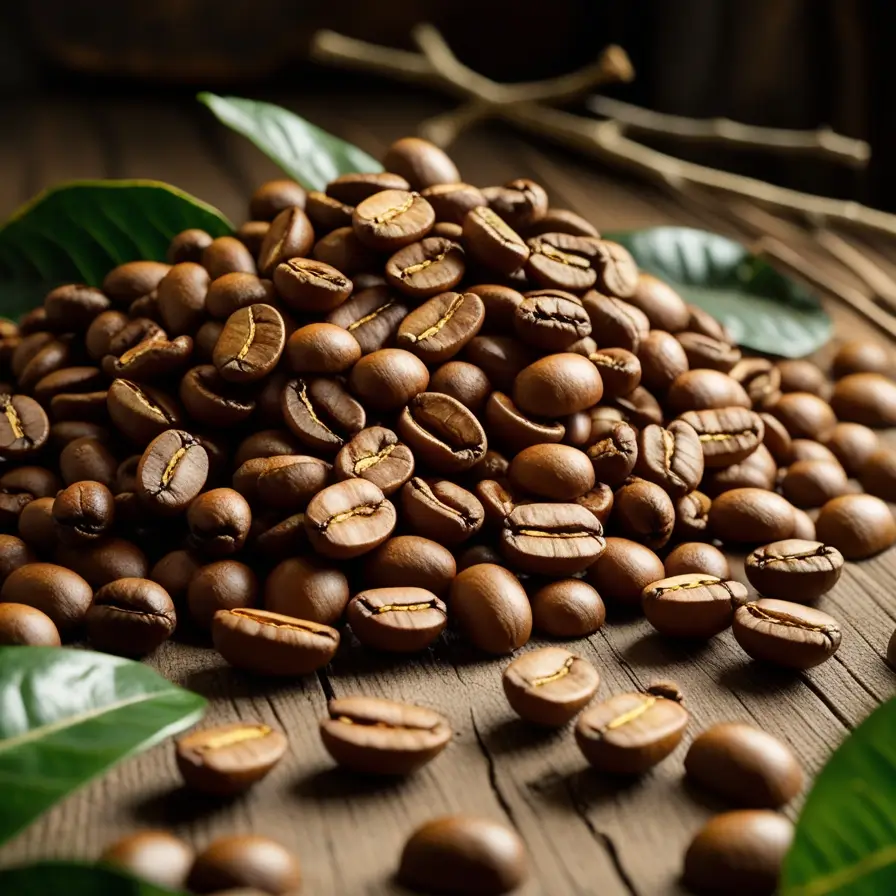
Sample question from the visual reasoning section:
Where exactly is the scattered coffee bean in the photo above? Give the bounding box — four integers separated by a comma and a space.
398, 392, 487, 473
52, 480, 115, 545
679, 407, 764, 468
348, 348, 430, 412
642, 573, 745, 639
364, 535, 456, 596
770, 391, 838, 441
187, 834, 301, 895
815, 493, 896, 559
781, 459, 850, 508
386, 236, 466, 298
188, 560, 259, 629
612, 478, 675, 549
509, 443, 594, 501
86, 577, 175, 656
664, 542, 731, 580
101, 830, 194, 890
187, 488, 253, 557
136, 429, 209, 515
305, 479, 396, 559
634, 421, 704, 498
347, 586, 447, 652
709, 488, 795, 544
281, 376, 366, 453
0, 602, 61, 646
745, 539, 844, 601
586, 536, 665, 607
666, 369, 751, 415
530, 579, 605, 638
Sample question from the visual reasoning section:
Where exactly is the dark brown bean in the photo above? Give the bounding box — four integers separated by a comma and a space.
769, 391, 837, 441
156, 263, 210, 335
333, 426, 414, 496
666, 369, 751, 415
581, 293, 648, 352
0, 394, 49, 457
508, 443, 594, 501
86, 577, 176, 656
679, 407, 764, 468
612, 478, 675, 549
814, 493, 896, 559
281, 376, 366, 453
642, 573, 745, 638
634, 421, 704, 498
364, 535, 456, 596
709, 488, 796, 544
745, 539, 843, 602
513, 353, 603, 417
304, 479, 396, 559
530, 579, 605, 638
107, 378, 182, 444
212, 304, 285, 383
136, 429, 208, 515
187, 834, 301, 894
664, 542, 730, 580
232, 455, 330, 511
430, 361, 491, 413
348, 586, 447, 652
0, 562, 92, 633
0, 602, 61, 646
484, 391, 565, 452
401, 477, 484, 546
326, 286, 409, 355
348, 348, 430, 412
398, 392, 487, 473
386, 236, 466, 298
249, 179, 306, 219
421, 182, 486, 224
463, 207, 529, 275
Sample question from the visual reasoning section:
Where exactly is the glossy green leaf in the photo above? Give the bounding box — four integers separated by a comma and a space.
610, 226, 832, 358
198, 92, 382, 192
0, 647, 205, 846
0, 180, 233, 320
0, 862, 187, 895
782, 698, 896, 895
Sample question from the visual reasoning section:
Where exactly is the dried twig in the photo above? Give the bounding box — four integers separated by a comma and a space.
813, 229, 896, 312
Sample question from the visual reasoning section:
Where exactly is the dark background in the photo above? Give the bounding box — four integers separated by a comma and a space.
0, 0, 890, 208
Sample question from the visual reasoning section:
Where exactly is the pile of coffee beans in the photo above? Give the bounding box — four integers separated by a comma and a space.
2, 134, 896, 894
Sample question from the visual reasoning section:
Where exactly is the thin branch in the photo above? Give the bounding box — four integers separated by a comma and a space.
588, 96, 870, 167
418, 101, 491, 147
814, 228, 896, 312
412, 23, 500, 101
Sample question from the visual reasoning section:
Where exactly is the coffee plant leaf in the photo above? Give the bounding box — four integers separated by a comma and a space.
0, 862, 188, 895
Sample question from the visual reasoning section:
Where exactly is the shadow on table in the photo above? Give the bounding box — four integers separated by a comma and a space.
292, 765, 411, 803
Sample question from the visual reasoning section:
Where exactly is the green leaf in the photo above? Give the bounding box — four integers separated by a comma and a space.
198, 92, 383, 192
0, 180, 233, 320
781, 698, 896, 895
0, 647, 205, 846
0, 862, 187, 895
609, 226, 832, 358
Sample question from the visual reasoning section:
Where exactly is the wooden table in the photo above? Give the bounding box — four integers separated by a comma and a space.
1, 81, 895, 895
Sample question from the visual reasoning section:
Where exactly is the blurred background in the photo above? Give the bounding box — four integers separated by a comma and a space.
0, 0, 887, 208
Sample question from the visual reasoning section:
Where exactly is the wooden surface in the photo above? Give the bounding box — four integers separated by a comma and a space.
2, 82, 896, 895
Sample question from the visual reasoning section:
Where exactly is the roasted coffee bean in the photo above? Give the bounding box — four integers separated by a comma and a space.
467, 283, 524, 332
575, 683, 689, 773
264, 555, 349, 625
858, 447, 896, 500
0, 562, 92, 633
683, 810, 793, 896
500, 502, 606, 575
333, 426, 414, 496
421, 182, 487, 224
136, 429, 208, 515
52, 480, 115, 545
321, 695, 451, 775
187, 488, 252, 557
791, 438, 839, 461
637, 330, 690, 395
306, 190, 354, 232
0, 534, 37, 584
327, 172, 410, 204
348, 348, 430, 412
575, 481, 612, 524
313, 225, 380, 275
513, 352, 603, 417
233, 455, 330, 511
586, 537, 665, 607
677, 331, 741, 372
233, 429, 302, 467
430, 361, 491, 413
476, 479, 524, 526
59, 436, 117, 489
55, 537, 149, 589
155, 263, 209, 335
465, 335, 534, 392
769, 391, 837, 441
815, 493, 896, 559
211, 304, 285, 384
582, 292, 649, 352
450, 563, 532, 654
386, 236, 466, 298
826, 421, 879, 475
101, 830, 194, 890
364, 535, 456, 596
402, 477, 484, 545
305, 479, 395, 559
585, 240, 638, 298
0, 394, 49, 457
608, 385, 664, 428
187, 834, 301, 895
187, 560, 259, 628
483, 178, 547, 230
832, 338, 893, 379
612, 478, 675, 549
780, 459, 850, 508
103, 335, 192, 383
484, 391, 565, 452
625, 273, 690, 331
456, 544, 503, 570
666, 369, 751, 415
103, 260, 170, 304
50, 421, 110, 450
193, 321, 224, 361
526, 207, 598, 238
530, 579, 605, 638
236, 220, 273, 255
107, 378, 182, 444
44, 284, 110, 330
351, 189, 434, 251
732, 598, 841, 668
50, 389, 109, 424
17, 500, 56, 553
585, 421, 638, 487
0, 602, 61, 646
682, 304, 730, 342
202, 236, 257, 280
282, 376, 366, 453
502, 647, 599, 726
33, 365, 104, 403
86, 578, 176, 656
0, 466, 59, 499
18, 338, 72, 393
396, 291, 485, 363
730, 358, 781, 408
0, 486, 32, 530
685, 722, 803, 809
149, 549, 202, 603
831, 371, 896, 428
249, 178, 306, 219
709, 488, 795, 544
586, 349, 641, 399
86, 310, 129, 360
326, 286, 409, 354
792, 507, 817, 540
348, 586, 447, 652
11, 331, 54, 379
286, 322, 361, 374
212, 608, 339, 676
205, 273, 276, 321
175, 721, 287, 796
272, 259, 352, 315
524, 234, 603, 292
398, 392, 486, 473
664, 542, 730, 580
679, 407, 764, 468
773, 361, 826, 401
642, 573, 745, 639
253, 512, 309, 561
508, 443, 594, 501
634, 421, 703, 498
702, 444, 778, 497
463, 206, 529, 275
398, 815, 528, 896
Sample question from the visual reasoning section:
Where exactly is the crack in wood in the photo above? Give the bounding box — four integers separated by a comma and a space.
469, 706, 519, 830
798, 673, 854, 731
317, 668, 336, 703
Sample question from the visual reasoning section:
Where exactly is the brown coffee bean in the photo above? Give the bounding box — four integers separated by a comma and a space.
101, 830, 194, 890
0, 394, 49, 457
282, 376, 366, 453
306, 190, 354, 232
333, 426, 414, 496
526, 207, 598, 238
612, 478, 675, 549
187, 560, 259, 628
402, 478, 484, 545
136, 429, 208, 515
666, 369, 751, 415
249, 179, 306, 219
483, 178, 547, 230
683, 810, 793, 896
212, 608, 339, 676
476, 478, 523, 526
585, 421, 638, 487
313, 226, 380, 275
623, 273, 689, 331
677, 331, 741, 372
831, 371, 896, 428
286, 323, 361, 375
524, 234, 602, 292
149, 549, 202, 603
0, 562, 92, 633
781, 459, 850, 508
575, 683, 689, 774
430, 361, 491, 413
634, 421, 704, 498
212, 304, 285, 384
450, 563, 532, 654
531, 579, 605, 638
582, 293, 649, 352
815, 493, 896, 559
398, 815, 528, 896
235, 221, 271, 256
186, 489, 252, 557
507, 443, 593, 501
273, 258, 353, 313
585, 537, 665, 607
321, 695, 451, 775
638, 330, 690, 394
577, 480, 613, 522
769, 391, 837, 441
55, 537, 149, 589
86, 310, 129, 360
832, 338, 893, 378
586, 349, 641, 399
0, 602, 61, 646
642, 573, 744, 639
257, 206, 315, 275
397, 291, 485, 363
398, 392, 487, 473
233, 455, 330, 511
305, 479, 396, 559
18, 337, 72, 391
386, 236, 466, 298
44, 284, 110, 330
679, 407, 764, 469
107, 378, 182, 444
326, 285, 409, 354
501, 502, 606, 575
664, 543, 730, 580
348, 348, 430, 412
103, 261, 170, 304
465, 335, 535, 392
484, 391, 565, 452
57, 437, 116, 490
729, 358, 781, 408
52, 480, 115, 545
513, 352, 603, 417
350, 189, 434, 251
421, 182, 487, 224
0, 534, 37, 584
103, 335, 193, 383
858, 447, 896, 500
702, 444, 778, 498
456, 544, 503, 570
467, 284, 524, 332
825, 421, 879, 475
1, 466, 59, 500
776, 358, 829, 398
709, 488, 796, 544
732, 598, 841, 668
156, 263, 210, 335
364, 535, 456, 597
253, 512, 309, 560
348, 586, 447, 652
671, 490, 710, 541
86, 578, 176, 656
463, 206, 529, 275
193, 321, 224, 361
745, 538, 843, 603
187, 834, 301, 894
263, 556, 348, 625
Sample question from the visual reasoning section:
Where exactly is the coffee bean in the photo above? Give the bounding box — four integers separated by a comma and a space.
833, 338, 893, 379
826, 421, 879, 475
482, 179, 547, 230
634, 421, 704, 498
450, 563, 532, 654
430, 361, 491, 413
732, 598, 841, 668
466, 335, 535, 392
769, 391, 837, 441
780, 459, 850, 508
642, 573, 745, 639
484, 391, 565, 452
525, 207, 598, 238
0, 486, 32, 530
233, 455, 331, 511
186, 488, 252, 557
685, 722, 803, 809
314, 226, 380, 275
175, 721, 287, 796
831, 371, 896, 427
306, 190, 354, 233
664, 542, 730, 580
212, 608, 339, 676
858, 447, 896, 500
386, 136, 462, 189
523, 234, 601, 292
153, 263, 209, 336
503, 647, 600, 726
101, 830, 194, 890
237, 219, 276, 255
1, 466, 59, 500
262, 556, 348, 625
396, 291, 485, 363
364, 535, 456, 596
513, 352, 603, 417
58, 437, 116, 489
581, 293, 648, 352
575, 683, 689, 773
509, 443, 594, 501
398, 392, 487, 473
325, 285, 409, 354
348, 348, 430, 412
702, 444, 778, 498
679, 407, 764, 468
0, 534, 37, 584
476, 478, 524, 526
467, 283, 524, 331
52, 480, 115, 545
612, 478, 675, 549
55, 534, 149, 587
421, 182, 487, 224
188, 560, 259, 629
463, 206, 529, 275
202, 237, 257, 280
103, 261, 170, 304
585, 537, 665, 607
187, 834, 301, 895
107, 378, 182, 444
0, 394, 49, 457
728, 358, 781, 408
350, 189, 434, 251
398, 815, 527, 896
775, 359, 828, 399
212, 304, 285, 384
333, 426, 414, 496
402, 477, 484, 545
709, 488, 796, 544
677, 331, 741, 372
0, 602, 61, 646
530, 579, 605, 638
501, 502, 606, 575
44, 284, 110, 330
286, 323, 361, 375
0, 562, 92, 633
815, 493, 896, 559
193, 321, 224, 361
585, 421, 638, 487
34, 364, 103, 401
252, 512, 309, 560
575, 481, 612, 523
86, 310, 129, 360
586, 348, 641, 399
136, 429, 208, 515
149, 549, 201, 602
611, 383, 664, 426
637, 330, 690, 393
282, 376, 366, 453
305, 479, 396, 559
86, 577, 176, 656
348, 586, 447, 652
249, 178, 306, 219
386, 236, 466, 298
666, 369, 751, 415
103, 335, 193, 383
273, 258, 354, 314
683, 810, 793, 896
